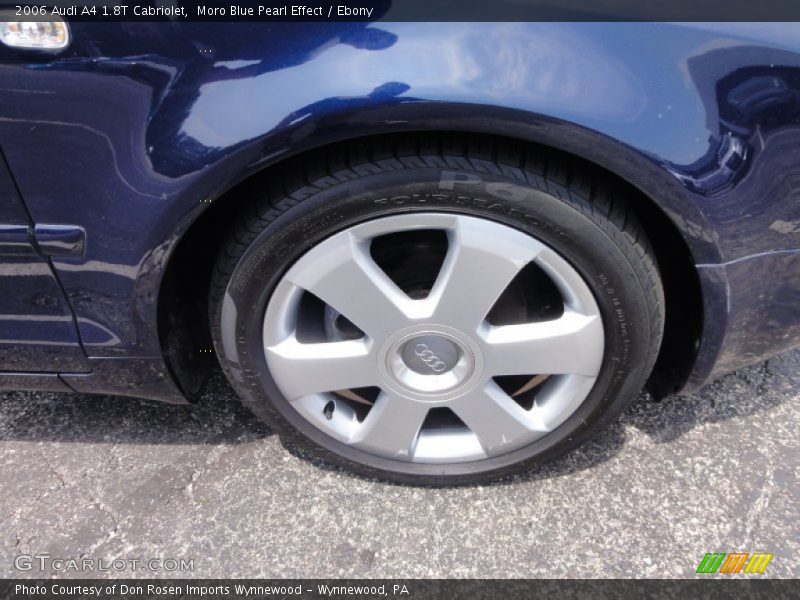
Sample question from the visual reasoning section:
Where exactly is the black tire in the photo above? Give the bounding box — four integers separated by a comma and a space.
210, 135, 664, 486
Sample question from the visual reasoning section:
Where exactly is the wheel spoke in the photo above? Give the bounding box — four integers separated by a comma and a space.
265, 337, 376, 400
482, 311, 604, 377
429, 217, 542, 331
350, 392, 429, 459
450, 381, 546, 456
283, 231, 414, 339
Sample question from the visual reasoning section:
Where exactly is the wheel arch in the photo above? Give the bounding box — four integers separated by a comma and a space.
157, 120, 708, 401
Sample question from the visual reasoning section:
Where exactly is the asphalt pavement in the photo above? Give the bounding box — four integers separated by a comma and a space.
0, 349, 797, 579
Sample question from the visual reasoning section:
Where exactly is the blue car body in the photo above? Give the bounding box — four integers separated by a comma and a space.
0, 22, 798, 403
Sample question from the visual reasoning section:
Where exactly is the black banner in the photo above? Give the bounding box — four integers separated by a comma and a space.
4, 0, 800, 22
1, 580, 799, 600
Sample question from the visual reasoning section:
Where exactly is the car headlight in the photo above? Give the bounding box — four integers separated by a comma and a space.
0, 18, 69, 50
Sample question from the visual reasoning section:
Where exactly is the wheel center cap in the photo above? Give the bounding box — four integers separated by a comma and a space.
380, 327, 482, 398
401, 335, 460, 374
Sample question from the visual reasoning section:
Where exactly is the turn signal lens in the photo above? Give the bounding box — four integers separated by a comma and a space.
0, 19, 69, 50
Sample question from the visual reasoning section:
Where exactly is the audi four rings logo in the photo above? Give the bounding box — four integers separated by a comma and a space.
414, 343, 448, 372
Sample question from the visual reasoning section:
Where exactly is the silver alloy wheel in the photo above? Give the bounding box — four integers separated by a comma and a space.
262, 213, 604, 463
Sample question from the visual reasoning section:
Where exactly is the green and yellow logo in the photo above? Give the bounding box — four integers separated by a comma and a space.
696, 552, 773, 574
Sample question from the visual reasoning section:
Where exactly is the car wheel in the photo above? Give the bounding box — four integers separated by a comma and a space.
210, 136, 664, 485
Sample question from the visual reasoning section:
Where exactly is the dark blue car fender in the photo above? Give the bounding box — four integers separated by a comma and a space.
0, 21, 798, 401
